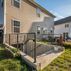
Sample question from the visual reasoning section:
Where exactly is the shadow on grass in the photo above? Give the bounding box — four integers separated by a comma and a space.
0, 49, 12, 61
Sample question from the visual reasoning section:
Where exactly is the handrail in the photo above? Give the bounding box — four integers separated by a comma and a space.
30, 44, 42, 52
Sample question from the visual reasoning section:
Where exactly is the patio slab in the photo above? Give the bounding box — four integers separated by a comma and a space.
36, 50, 64, 70
20, 49, 64, 70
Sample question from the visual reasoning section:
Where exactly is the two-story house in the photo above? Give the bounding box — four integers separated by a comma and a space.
0, 0, 55, 43
54, 16, 71, 39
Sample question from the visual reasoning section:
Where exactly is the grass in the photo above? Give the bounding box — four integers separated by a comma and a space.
64, 42, 71, 45
0, 44, 28, 71
42, 45, 71, 71
37, 41, 48, 45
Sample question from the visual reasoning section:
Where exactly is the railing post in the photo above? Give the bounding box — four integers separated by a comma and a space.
34, 33, 36, 63
25, 34, 28, 54
9, 34, 10, 45
17, 34, 19, 50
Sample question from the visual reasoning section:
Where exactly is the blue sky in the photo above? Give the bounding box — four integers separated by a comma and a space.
35, 0, 71, 20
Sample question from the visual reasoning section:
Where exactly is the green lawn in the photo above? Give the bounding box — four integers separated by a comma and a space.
0, 44, 28, 71
42, 47, 71, 71
64, 42, 71, 45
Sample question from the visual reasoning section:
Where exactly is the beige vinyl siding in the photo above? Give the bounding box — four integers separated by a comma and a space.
4, 0, 51, 34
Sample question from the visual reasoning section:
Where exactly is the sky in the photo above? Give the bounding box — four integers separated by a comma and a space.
35, 0, 71, 20
0, 0, 4, 24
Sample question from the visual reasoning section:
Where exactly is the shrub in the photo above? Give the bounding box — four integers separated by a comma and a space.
63, 43, 71, 49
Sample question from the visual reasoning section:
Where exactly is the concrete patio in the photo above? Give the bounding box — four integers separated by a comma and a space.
36, 49, 64, 70
20, 43, 64, 70
5, 43, 64, 71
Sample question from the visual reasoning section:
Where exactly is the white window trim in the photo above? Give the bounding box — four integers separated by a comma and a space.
36, 8, 41, 17
37, 26, 41, 30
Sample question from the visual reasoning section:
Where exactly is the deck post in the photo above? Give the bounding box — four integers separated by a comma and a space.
9, 34, 10, 45
34, 33, 36, 63
17, 34, 19, 50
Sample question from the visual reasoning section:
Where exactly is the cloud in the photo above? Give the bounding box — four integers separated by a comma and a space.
35, 0, 71, 20
56, 4, 71, 17
49, 10, 64, 21
50, 4, 71, 20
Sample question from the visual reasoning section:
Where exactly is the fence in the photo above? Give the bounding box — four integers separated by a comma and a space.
4, 33, 36, 63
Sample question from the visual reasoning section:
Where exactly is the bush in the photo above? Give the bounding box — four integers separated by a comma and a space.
63, 43, 71, 49
48, 36, 55, 42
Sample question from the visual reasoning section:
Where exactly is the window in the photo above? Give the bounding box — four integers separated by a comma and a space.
36, 8, 41, 17
37, 26, 41, 34
12, 0, 20, 8
41, 27, 47, 34
65, 24, 69, 28
63, 32, 68, 39
43, 28, 47, 34
12, 20, 20, 33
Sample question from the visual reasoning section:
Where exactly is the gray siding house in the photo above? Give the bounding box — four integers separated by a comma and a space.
54, 16, 71, 39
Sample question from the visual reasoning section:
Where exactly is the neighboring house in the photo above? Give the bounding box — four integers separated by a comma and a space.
54, 16, 71, 39
0, 0, 55, 43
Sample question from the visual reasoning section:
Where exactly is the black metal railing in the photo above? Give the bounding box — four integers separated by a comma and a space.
4, 33, 64, 63
4, 33, 36, 63
36, 34, 61, 45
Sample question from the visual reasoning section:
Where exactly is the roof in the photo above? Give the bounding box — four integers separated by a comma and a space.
23, 0, 55, 18
55, 16, 71, 25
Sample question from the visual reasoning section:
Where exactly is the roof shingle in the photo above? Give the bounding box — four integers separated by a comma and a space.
54, 16, 71, 25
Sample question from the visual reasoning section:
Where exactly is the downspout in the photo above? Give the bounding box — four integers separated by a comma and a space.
3, 0, 6, 43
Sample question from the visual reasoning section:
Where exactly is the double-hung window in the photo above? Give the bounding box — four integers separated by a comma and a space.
65, 24, 69, 28
12, 20, 20, 33
12, 0, 20, 8
36, 8, 41, 17
37, 26, 41, 34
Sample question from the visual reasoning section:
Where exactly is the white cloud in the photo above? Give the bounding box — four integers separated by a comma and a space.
50, 4, 71, 20
57, 4, 71, 17
49, 10, 64, 21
